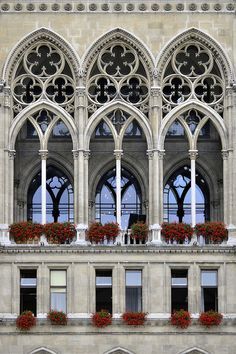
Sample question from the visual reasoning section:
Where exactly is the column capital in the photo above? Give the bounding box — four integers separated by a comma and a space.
221, 149, 229, 160
158, 150, 165, 160
6, 149, 16, 160
83, 150, 90, 160
72, 150, 79, 159
38, 150, 48, 160
114, 150, 123, 160
146, 150, 154, 160
75, 86, 86, 97
189, 150, 198, 160
150, 87, 161, 97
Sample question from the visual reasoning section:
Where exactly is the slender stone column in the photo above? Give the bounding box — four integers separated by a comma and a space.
147, 150, 154, 226
72, 150, 79, 224
114, 150, 123, 228
39, 150, 48, 225
189, 150, 198, 227
83, 150, 90, 226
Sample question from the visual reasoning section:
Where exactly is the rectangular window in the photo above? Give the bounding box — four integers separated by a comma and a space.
96, 270, 112, 313
20, 269, 37, 315
125, 270, 142, 312
201, 270, 218, 311
50, 270, 67, 312
171, 269, 188, 312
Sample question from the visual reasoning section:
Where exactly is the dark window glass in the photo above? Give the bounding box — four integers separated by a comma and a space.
125, 270, 142, 312
171, 269, 188, 312
20, 269, 37, 315
201, 270, 218, 311
96, 270, 112, 313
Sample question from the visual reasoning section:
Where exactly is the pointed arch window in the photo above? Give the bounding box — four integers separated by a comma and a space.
27, 166, 73, 223
95, 168, 142, 229
164, 166, 209, 223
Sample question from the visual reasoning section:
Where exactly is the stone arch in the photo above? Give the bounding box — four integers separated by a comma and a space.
104, 346, 135, 354
29, 347, 57, 354
179, 347, 210, 354
8, 100, 78, 151
158, 100, 227, 151
2, 27, 80, 85
84, 101, 153, 150
81, 27, 155, 81
156, 27, 235, 86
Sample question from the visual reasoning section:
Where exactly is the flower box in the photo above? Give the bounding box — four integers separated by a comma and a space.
91, 309, 112, 328
87, 222, 119, 244
47, 310, 67, 325
195, 222, 228, 244
130, 222, 148, 242
161, 222, 193, 244
170, 309, 191, 329
16, 311, 36, 331
44, 222, 76, 244
122, 312, 147, 326
199, 311, 223, 327
10, 221, 43, 243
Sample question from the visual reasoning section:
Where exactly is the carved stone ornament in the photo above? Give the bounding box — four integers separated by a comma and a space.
14, 3, 22, 11
221, 150, 229, 160
8, 150, 16, 160
158, 150, 165, 159
139, 4, 147, 11
83, 150, 91, 160
114, 3, 122, 11
26, 3, 35, 11
77, 4, 85, 11
72, 150, 79, 159
151, 4, 159, 11
101, 4, 109, 11
1, 3, 10, 11
214, 3, 222, 11
52, 3, 60, 11
164, 4, 172, 11
39, 4, 47, 11
64, 3, 72, 11
114, 150, 123, 160
38, 150, 48, 160
188, 150, 198, 160
89, 3, 97, 11
176, 3, 184, 11
126, 3, 134, 11
189, 3, 197, 11
226, 3, 235, 11
201, 3, 209, 11
146, 150, 154, 160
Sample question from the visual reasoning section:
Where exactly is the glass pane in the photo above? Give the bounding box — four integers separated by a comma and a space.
96, 276, 112, 286
126, 287, 142, 312
201, 270, 217, 286
126, 270, 142, 286
51, 270, 66, 286
21, 278, 37, 287
51, 292, 66, 312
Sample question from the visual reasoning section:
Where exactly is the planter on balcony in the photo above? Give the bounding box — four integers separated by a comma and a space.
130, 222, 148, 242
47, 310, 67, 325
91, 309, 112, 328
44, 222, 76, 244
161, 222, 193, 244
16, 311, 36, 331
170, 309, 191, 329
10, 221, 43, 244
195, 222, 228, 244
122, 312, 147, 326
199, 311, 223, 327
87, 222, 119, 244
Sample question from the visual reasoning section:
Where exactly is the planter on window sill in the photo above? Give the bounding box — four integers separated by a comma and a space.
122, 312, 147, 326
91, 310, 112, 328
10, 221, 43, 244
195, 222, 228, 244
16, 311, 36, 331
198, 311, 223, 327
130, 222, 148, 242
87, 222, 119, 244
47, 310, 67, 325
44, 222, 76, 244
170, 309, 191, 329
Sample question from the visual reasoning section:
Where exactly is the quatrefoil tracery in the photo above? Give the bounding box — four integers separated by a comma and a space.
12, 43, 75, 115
162, 43, 224, 116
88, 43, 149, 113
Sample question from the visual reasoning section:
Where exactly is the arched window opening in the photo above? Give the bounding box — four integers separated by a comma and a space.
164, 166, 209, 223
95, 168, 142, 229
27, 166, 73, 223
87, 44, 149, 117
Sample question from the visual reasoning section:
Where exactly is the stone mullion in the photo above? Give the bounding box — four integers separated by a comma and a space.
158, 150, 165, 224
147, 150, 153, 226
189, 150, 198, 227
83, 151, 90, 226
72, 150, 79, 224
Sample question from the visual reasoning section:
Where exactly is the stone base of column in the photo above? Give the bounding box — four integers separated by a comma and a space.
0, 224, 11, 245
148, 224, 162, 245
227, 224, 236, 245
74, 224, 89, 245
39, 234, 48, 246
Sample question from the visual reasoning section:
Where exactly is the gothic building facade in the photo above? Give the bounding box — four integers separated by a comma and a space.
0, 1, 236, 354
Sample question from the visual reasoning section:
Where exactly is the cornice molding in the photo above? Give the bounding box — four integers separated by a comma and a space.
0, 2, 235, 14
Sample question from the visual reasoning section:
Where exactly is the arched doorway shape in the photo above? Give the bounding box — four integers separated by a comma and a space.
179, 347, 210, 354
29, 347, 57, 354
104, 347, 135, 354
95, 167, 142, 230
27, 165, 73, 223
